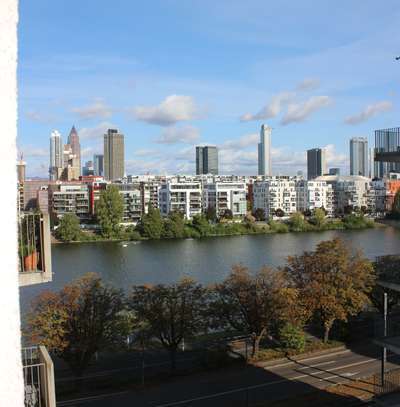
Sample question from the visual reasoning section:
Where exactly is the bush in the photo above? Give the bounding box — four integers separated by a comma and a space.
343, 214, 374, 229
279, 323, 306, 352
268, 220, 289, 233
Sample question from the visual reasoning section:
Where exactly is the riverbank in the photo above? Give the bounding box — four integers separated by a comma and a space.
54, 214, 377, 244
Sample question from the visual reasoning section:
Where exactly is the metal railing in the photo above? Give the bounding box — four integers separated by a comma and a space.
374, 367, 400, 396
22, 346, 56, 407
18, 212, 52, 286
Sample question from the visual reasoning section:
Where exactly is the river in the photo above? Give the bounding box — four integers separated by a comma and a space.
20, 226, 400, 315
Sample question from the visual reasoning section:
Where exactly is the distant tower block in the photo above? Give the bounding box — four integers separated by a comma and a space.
17, 153, 26, 183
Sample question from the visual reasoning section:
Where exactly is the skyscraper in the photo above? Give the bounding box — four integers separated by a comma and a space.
68, 125, 81, 174
369, 148, 375, 179
307, 148, 326, 180
104, 129, 125, 181
258, 124, 272, 176
350, 137, 368, 176
374, 127, 400, 178
196, 146, 218, 175
49, 130, 63, 180
93, 154, 104, 176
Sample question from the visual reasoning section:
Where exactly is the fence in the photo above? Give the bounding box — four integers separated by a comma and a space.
373, 367, 400, 396
22, 346, 56, 407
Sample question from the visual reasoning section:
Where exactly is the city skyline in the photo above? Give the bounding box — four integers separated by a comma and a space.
18, 1, 400, 177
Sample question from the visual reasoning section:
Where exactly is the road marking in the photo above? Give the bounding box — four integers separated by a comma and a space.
57, 390, 129, 406
297, 360, 336, 370
266, 349, 351, 369
154, 358, 377, 407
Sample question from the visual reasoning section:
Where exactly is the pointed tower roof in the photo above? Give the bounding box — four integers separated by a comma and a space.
70, 125, 77, 135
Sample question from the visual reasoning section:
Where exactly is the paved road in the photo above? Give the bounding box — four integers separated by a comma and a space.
57, 346, 400, 407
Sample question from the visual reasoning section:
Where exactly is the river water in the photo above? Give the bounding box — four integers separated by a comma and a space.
20, 226, 400, 315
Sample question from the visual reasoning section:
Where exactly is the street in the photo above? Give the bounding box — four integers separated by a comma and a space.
57, 345, 400, 406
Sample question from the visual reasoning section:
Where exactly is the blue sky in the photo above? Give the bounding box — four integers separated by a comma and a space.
18, 0, 400, 177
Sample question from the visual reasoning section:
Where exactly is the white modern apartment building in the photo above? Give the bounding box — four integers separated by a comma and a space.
141, 180, 161, 213
51, 183, 90, 219
112, 183, 142, 224
315, 175, 371, 214
296, 180, 334, 216
160, 181, 202, 219
203, 181, 247, 217
253, 177, 298, 219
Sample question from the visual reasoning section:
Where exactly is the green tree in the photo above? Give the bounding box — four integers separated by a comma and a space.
162, 211, 185, 239
138, 205, 164, 239
279, 323, 306, 352
212, 265, 286, 356
253, 208, 266, 221
56, 213, 82, 242
221, 209, 233, 220
130, 278, 208, 370
284, 238, 375, 343
311, 208, 326, 228
288, 212, 307, 232
96, 186, 124, 238
191, 214, 212, 237
205, 206, 217, 223
27, 273, 125, 377
275, 208, 285, 217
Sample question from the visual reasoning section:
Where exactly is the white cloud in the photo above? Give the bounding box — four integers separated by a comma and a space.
79, 121, 116, 140
133, 148, 162, 158
344, 100, 393, 125
295, 78, 320, 92
281, 96, 332, 125
220, 133, 259, 150
324, 144, 348, 167
240, 91, 294, 122
25, 110, 56, 124
131, 95, 200, 126
156, 125, 200, 144
18, 146, 48, 158
71, 99, 113, 120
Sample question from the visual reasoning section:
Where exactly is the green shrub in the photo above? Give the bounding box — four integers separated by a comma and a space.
279, 323, 306, 352
269, 220, 289, 233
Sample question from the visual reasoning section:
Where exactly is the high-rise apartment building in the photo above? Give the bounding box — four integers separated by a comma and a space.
93, 154, 104, 176
374, 127, 400, 178
369, 148, 375, 179
258, 124, 272, 176
350, 137, 368, 176
17, 153, 26, 183
68, 125, 81, 175
49, 130, 63, 180
104, 129, 125, 181
196, 146, 218, 175
307, 148, 326, 180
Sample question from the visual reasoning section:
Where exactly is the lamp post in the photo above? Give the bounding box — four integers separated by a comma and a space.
381, 291, 388, 387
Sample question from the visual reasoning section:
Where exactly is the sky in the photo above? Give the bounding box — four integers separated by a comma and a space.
18, 0, 400, 177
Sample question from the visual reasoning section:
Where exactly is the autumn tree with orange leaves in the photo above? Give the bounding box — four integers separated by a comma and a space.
212, 265, 289, 356
284, 238, 375, 343
27, 273, 125, 376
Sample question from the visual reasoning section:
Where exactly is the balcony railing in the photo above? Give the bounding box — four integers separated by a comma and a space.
18, 212, 52, 287
22, 346, 56, 407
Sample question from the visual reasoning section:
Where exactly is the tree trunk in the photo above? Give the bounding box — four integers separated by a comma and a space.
323, 320, 333, 343
251, 328, 267, 357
